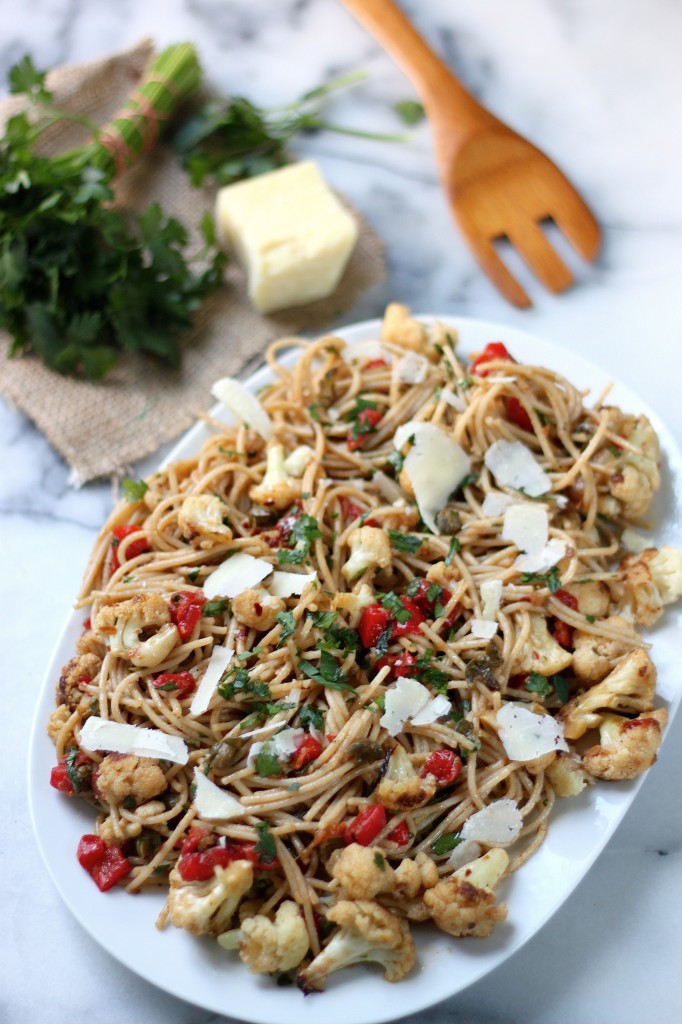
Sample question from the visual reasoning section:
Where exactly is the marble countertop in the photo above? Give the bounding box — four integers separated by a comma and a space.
2, 1, 681, 1021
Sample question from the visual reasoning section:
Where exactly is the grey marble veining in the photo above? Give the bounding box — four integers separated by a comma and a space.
2, 1, 682, 1022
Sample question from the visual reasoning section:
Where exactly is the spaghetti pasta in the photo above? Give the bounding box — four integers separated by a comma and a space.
48, 304, 680, 989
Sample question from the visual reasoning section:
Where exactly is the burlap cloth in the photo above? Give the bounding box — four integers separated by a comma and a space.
0, 40, 385, 484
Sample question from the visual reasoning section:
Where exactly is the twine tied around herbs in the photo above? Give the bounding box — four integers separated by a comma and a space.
0, 40, 386, 485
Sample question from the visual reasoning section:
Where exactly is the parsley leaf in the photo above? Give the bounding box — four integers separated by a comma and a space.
525, 672, 551, 697
255, 751, 282, 778
386, 449, 404, 475
519, 566, 562, 593
380, 592, 411, 623
388, 530, 423, 554
277, 514, 321, 565
373, 852, 386, 871
299, 705, 325, 731
254, 820, 278, 861
202, 599, 229, 617
445, 536, 461, 566
275, 610, 296, 643
122, 478, 148, 502
552, 674, 570, 704
431, 832, 463, 856
298, 652, 356, 693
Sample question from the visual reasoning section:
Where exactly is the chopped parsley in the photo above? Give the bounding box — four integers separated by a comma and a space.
394, 99, 425, 125
386, 449, 404, 475
122, 478, 148, 502
298, 651, 357, 693
607, 445, 622, 458
202, 598, 229, 617
255, 751, 282, 778
585, 614, 596, 624
218, 667, 271, 701
275, 610, 296, 643
552, 674, 570, 704
431, 832, 463, 856
254, 821, 278, 862
519, 566, 562, 593
299, 705, 324, 731
310, 610, 337, 629
387, 530, 423, 554
373, 852, 386, 871
525, 672, 551, 697
187, 568, 200, 583
277, 513, 322, 565
445, 535, 462, 565
380, 591, 412, 623
308, 404, 323, 423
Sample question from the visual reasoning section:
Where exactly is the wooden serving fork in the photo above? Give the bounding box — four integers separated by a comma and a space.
341, 0, 601, 306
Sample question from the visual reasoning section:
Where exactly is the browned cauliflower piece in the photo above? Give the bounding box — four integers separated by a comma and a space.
249, 445, 302, 511
178, 494, 233, 547
558, 648, 656, 741
94, 594, 179, 668
342, 526, 393, 582
57, 652, 101, 712
512, 613, 573, 676
168, 859, 253, 937
605, 415, 660, 518
297, 900, 416, 992
47, 704, 73, 742
572, 616, 638, 682
561, 581, 611, 619
381, 303, 427, 352
423, 849, 509, 938
546, 752, 590, 797
239, 901, 310, 974
384, 852, 441, 921
374, 744, 437, 811
330, 844, 396, 900
232, 587, 285, 632
582, 708, 668, 781
620, 546, 682, 626
95, 753, 167, 805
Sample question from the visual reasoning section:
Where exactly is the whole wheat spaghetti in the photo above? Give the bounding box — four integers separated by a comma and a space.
48, 304, 679, 990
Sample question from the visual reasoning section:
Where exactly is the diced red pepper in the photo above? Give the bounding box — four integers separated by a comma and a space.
508, 674, 529, 689
552, 618, 574, 650
387, 820, 410, 846
290, 734, 323, 771
83, 617, 91, 631
390, 597, 426, 639
359, 604, 391, 648
506, 396, 533, 433
275, 502, 303, 543
153, 671, 196, 698
178, 834, 280, 881
169, 591, 207, 641
345, 805, 388, 846
555, 589, 579, 611
338, 496, 379, 528
347, 408, 383, 452
365, 358, 387, 370
407, 580, 460, 628
77, 834, 131, 891
470, 341, 515, 377
421, 749, 462, 786
50, 761, 74, 795
110, 524, 151, 573
376, 650, 417, 679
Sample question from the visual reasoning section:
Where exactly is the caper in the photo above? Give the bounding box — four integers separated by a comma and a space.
251, 505, 280, 527
208, 739, 242, 771
348, 740, 385, 764
135, 829, 163, 860
435, 505, 462, 535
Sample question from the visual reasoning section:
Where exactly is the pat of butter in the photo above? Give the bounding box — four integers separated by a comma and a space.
215, 161, 358, 314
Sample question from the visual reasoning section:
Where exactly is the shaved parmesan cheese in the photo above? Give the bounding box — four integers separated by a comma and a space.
445, 838, 481, 870
439, 387, 466, 413
514, 538, 568, 574
481, 492, 514, 517
212, 377, 273, 440
484, 439, 551, 498
395, 352, 429, 384
190, 644, 234, 716
480, 579, 503, 619
393, 420, 431, 451
470, 618, 498, 640
270, 570, 317, 598
502, 503, 548, 556
400, 423, 471, 534
380, 676, 431, 736
460, 798, 523, 845
341, 339, 389, 366
79, 717, 189, 765
247, 741, 264, 769
411, 693, 451, 726
203, 552, 272, 601
239, 717, 287, 741
622, 528, 654, 553
284, 445, 315, 477
496, 703, 568, 761
372, 470, 404, 503
193, 768, 244, 821
271, 727, 305, 760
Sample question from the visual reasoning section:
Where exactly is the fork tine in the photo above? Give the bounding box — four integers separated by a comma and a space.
468, 236, 532, 308
551, 188, 602, 263
508, 221, 574, 294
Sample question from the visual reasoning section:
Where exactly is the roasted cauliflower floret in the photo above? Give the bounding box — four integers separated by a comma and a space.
94, 753, 167, 805
332, 583, 375, 625
620, 546, 682, 627
423, 849, 509, 938
558, 648, 656, 740
232, 587, 285, 632
47, 703, 73, 742
342, 526, 392, 582
331, 844, 396, 900
178, 494, 233, 547
546, 752, 590, 797
249, 444, 302, 511
381, 303, 427, 353
94, 594, 179, 668
582, 708, 668, 781
57, 652, 101, 711
572, 616, 638, 682
605, 415, 660, 518
98, 815, 142, 844
394, 851, 439, 899
239, 900, 310, 974
562, 581, 611, 619
283, 445, 315, 478
298, 900, 416, 992
374, 744, 437, 811
512, 613, 573, 677
168, 859, 253, 937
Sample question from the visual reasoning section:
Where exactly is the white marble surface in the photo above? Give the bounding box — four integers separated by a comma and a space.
2, 1, 682, 1021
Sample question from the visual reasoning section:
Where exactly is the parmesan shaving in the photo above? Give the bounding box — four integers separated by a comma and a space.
193, 768, 245, 821
270, 570, 317, 598
496, 703, 568, 761
484, 439, 551, 498
79, 717, 189, 765
460, 799, 523, 845
203, 552, 272, 600
212, 377, 273, 440
190, 644, 234, 716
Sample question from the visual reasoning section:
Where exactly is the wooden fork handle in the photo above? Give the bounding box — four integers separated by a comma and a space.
340, 0, 495, 134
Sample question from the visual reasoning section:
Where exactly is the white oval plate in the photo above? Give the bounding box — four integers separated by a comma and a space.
29, 317, 682, 1024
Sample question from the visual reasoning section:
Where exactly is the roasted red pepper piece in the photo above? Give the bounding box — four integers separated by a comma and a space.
153, 671, 196, 698
470, 341, 515, 376
376, 650, 417, 679
347, 408, 382, 452
339, 496, 379, 528
408, 579, 460, 628
556, 589, 579, 611
421, 749, 462, 786
169, 591, 206, 641
390, 597, 426, 639
50, 761, 74, 795
178, 832, 280, 881
290, 734, 323, 771
387, 820, 410, 846
110, 524, 151, 573
365, 358, 387, 370
77, 834, 107, 870
552, 618, 574, 650
345, 805, 388, 846
77, 834, 131, 891
359, 604, 391, 648
506, 396, 533, 433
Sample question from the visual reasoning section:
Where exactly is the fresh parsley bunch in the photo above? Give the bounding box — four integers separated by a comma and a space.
0, 48, 226, 379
